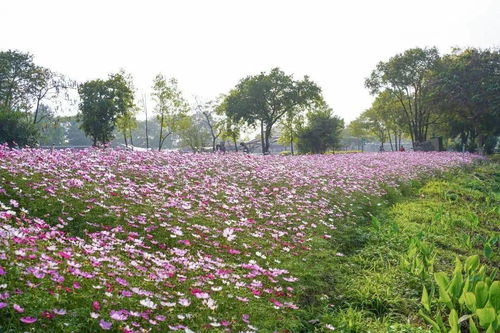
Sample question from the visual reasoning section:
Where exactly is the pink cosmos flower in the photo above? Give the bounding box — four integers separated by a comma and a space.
99, 319, 112, 330
116, 277, 128, 286
178, 298, 191, 306
13, 304, 24, 313
0, 266, 5, 275
0, 302, 7, 309
92, 301, 101, 311
110, 310, 128, 321
20, 316, 37, 324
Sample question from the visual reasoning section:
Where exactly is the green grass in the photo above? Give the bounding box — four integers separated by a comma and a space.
288, 162, 499, 332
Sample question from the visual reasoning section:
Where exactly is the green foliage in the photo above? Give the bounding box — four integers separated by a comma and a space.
151, 74, 189, 150
365, 47, 440, 144
297, 107, 344, 154
401, 237, 436, 281
429, 48, 500, 153
419, 255, 499, 332
0, 50, 40, 111
78, 72, 135, 145
223, 67, 323, 154
0, 106, 39, 147
177, 113, 211, 152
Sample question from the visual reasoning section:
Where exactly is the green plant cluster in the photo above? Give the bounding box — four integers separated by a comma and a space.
420, 255, 499, 332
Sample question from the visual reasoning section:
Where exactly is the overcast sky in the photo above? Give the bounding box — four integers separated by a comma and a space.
1, 0, 499, 122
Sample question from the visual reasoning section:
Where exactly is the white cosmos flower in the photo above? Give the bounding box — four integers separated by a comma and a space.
140, 298, 157, 309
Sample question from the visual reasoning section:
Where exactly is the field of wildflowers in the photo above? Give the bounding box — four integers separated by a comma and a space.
0, 147, 480, 332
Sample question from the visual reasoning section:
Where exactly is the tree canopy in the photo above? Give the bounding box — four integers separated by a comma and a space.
78, 72, 135, 146
297, 108, 344, 154
365, 47, 440, 145
223, 68, 323, 154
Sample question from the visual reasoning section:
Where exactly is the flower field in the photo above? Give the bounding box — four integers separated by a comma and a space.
0, 147, 479, 332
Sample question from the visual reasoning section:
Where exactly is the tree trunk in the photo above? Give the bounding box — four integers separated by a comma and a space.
123, 131, 128, 147
233, 138, 238, 152
33, 98, 41, 124
260, 120, 265, 155
158, 114, 164, 151
290, 136, 294, 155
388, 133, 393, 151
129, 128, 133, 146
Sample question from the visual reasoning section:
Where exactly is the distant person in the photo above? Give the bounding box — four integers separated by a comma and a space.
399, 145, 405, 152
215, 144, 221, 153
379, 145, 385, 152
220, 141, 226, 154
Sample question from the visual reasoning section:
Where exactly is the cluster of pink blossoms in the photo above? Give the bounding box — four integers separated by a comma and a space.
0, 147, 479, 332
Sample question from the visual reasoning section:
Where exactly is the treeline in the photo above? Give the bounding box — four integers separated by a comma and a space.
350, 47, 500, 153
0, 50, 343, 154
1, 47, 499, 154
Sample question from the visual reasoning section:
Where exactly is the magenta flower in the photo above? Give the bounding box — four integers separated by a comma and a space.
20, 316, 37, 324
13, 303, 24, 313
0, 266, 5, 275
110, 310, 128, 321
0, 302, 7, 309
115, 277, 128, 286
92, 301, 101, 311
99, 319, 112, 330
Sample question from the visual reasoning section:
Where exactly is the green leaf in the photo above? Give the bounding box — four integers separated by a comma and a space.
464, 255, 479, 273
485, 324, 494, 333
475, 307, 496, 328
488, 280, 500, 310
484, 243, 492, 260
418, 309, 442, 333
453, 256, 462, 275
447, 271, 463, 300
438, 285, 453, 310
448, 309, 459, 331
422, 286, 431, 312
435, 272, 450, 290
475, 281, 489, 308
464, 292, 477, 312
468, 317, 479, 333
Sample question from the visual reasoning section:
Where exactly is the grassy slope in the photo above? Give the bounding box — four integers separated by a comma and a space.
289, 162, 499, 332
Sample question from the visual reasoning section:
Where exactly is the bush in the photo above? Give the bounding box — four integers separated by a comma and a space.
0, 107, 39, 147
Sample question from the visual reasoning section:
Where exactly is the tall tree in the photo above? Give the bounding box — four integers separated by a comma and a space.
177, 113, 210, 152
223, 68, 323, 155
197, 97, 225, 152
31, 68, 74, 124
278, 111, 305, 154
365, 47, 440, 146
297, 107, 344, 154
151, 74, 189, 151
0, 50, 40, 111
429, 48, 500, 153
78, 72, 134, 146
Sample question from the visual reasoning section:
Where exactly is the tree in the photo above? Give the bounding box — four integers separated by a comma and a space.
278, 109, 305, 155
365, 47, 440, 146
297, 108, 344, 154
0, 50, 40, 111
151, 74, 189, 151
31, 68, 74, 124
78, 72, 134, 146
177, 113, 210, 152
220, 117, 241, 152
0, 106, 38, 147
223, 68, 323, 155
197, 97, 225, 152
429, 48, 500, 153
116, 105, 138, 147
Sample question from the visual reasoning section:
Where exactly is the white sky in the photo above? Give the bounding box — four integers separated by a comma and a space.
1, 0, 499, 122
